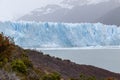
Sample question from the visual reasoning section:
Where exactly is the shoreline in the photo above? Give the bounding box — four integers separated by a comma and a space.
25, 46, 120, 50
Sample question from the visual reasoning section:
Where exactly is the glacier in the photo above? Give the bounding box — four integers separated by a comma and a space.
0, 21, 120, 48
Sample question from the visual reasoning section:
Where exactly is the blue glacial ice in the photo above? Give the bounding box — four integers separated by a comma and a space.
0, 21, 120, 48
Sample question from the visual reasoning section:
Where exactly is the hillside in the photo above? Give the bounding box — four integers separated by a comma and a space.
0, 33, 120, 80
26, 50, 120, 80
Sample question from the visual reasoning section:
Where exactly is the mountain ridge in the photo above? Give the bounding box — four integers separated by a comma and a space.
18, 0, 120, 24
97, 6, 120, 25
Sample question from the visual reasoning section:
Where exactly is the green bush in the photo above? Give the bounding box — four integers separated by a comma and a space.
11, 59, 27, 74
42, 72, 61, 80
79, 74, 96, 80
69, 78, 79, 80
23, 58, 33, 68
21, 53, 33, 68
3, 58, 8, 63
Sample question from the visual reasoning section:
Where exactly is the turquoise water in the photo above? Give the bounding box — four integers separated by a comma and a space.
38, 48, 120, 73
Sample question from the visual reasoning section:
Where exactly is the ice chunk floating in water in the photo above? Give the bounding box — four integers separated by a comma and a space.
0, 21, 120, 48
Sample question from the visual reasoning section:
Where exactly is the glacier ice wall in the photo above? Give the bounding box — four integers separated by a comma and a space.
0, 21, 120, 48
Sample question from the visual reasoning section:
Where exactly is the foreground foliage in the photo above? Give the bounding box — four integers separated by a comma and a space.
11, 59, 27, 74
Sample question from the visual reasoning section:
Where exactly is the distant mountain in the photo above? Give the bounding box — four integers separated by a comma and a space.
97, 7, 120, 25
18, 0, 120, 23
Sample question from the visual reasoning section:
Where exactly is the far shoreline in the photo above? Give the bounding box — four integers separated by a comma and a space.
25, 46, 120, 50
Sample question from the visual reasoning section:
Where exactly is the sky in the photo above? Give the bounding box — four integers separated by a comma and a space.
0, 0, 112, 21
0, 0, 62, 21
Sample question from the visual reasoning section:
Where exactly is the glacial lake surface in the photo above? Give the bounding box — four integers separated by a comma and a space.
35, 48, 120, 73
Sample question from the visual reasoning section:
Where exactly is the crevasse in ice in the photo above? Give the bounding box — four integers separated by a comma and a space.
0, 21, 120, 48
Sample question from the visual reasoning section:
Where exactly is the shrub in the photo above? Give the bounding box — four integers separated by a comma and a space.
69, 78, 79, 80
79, 74, 96, 80
0, 62, 3, 68
0, 33, 15, 61
22, 58, 33, 68
11, 59, 27, 74
106, 77, 116, 80
20, 53, 33, 68
3, 58, 8, 63
42, 72, 61, 80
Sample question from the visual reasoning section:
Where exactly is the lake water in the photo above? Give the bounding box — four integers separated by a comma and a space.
35, 48, 120, 73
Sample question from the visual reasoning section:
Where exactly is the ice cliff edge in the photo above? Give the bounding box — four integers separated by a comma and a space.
0, 21, 120, 48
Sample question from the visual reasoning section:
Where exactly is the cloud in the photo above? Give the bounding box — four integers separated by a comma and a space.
0, 0, 63, 21
61, 0, 111, 6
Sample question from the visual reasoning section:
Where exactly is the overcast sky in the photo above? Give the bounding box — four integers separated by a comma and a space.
0, 0, 62, 21
0, 0, 112, 21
